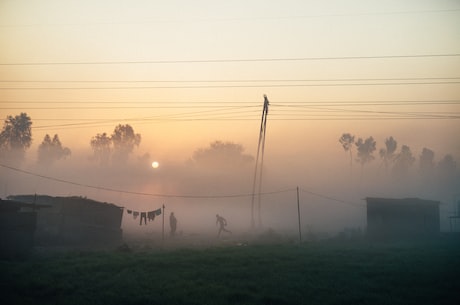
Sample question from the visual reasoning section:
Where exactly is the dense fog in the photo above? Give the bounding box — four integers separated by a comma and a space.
1, 133, 458, 240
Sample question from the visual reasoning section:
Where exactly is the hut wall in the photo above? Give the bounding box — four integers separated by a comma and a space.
0, 212, 36, 258
366, 198, 440, 239
8, 195, 123, 246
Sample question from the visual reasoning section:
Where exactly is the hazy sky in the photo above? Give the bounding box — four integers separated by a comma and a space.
1, 1, 460, 234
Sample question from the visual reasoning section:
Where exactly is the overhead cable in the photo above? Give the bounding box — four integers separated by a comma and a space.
1, 80, 459, 90
0, 163, 294, 199
1, 53, 459, 66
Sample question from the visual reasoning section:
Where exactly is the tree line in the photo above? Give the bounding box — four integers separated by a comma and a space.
0, 112, 142, 167
0, 112, 457, 183
339, 133, 457, 181
0, 112, 252, 168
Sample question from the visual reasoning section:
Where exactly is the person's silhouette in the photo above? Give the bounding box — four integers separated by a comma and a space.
170, 212, 177, 236
216, 214, 231, 237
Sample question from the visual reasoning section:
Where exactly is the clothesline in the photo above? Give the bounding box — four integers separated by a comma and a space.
126, 208, 162, 226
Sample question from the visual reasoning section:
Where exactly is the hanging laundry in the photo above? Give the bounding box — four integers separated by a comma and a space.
127, 209, 132, 214
155, 208, 162, 216
147, 211, 155, 222
133, 211, 139, 220
140, 212, 147, 225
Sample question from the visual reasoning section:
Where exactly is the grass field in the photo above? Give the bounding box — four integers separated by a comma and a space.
1, 237, 459, 305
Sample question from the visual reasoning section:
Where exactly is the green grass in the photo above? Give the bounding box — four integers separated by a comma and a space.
1, 239, 459, 305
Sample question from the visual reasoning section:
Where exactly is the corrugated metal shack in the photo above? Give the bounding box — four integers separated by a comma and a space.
8, 195, 123, 246
366, 197, 440, 239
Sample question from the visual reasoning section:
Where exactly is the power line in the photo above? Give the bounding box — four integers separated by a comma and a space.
0, 105, 260, 110
30, 107, 260, 129
1, 53, 459, 66
2, 99, 459, 131
271, 105, 460, 120
2, 8, 459, 28
273, 100, 460, 106
0, 163, 294, 199
28, 111, 460, 122
10, 102, 460, 131
0, 100, 261, 105
1, 80, 459, 90
2, 77, 459, 83
3, 99, 460, 106
3, 100, 460, 111
300, 187, 364, 208
29, 115, 460, 131
270, 115, 460, 120
0, 164, 366, 209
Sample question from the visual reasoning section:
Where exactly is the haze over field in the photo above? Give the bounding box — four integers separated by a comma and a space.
1, 0, 459, 236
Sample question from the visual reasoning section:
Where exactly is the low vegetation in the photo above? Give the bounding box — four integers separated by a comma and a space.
1, 238, 459, 305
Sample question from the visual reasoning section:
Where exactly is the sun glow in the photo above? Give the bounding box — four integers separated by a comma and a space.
151, 161, 159, 169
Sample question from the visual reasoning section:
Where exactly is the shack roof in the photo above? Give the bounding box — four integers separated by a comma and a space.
0, 198, 51, 212
366, 197, 441, 206
7, 195, 122, 210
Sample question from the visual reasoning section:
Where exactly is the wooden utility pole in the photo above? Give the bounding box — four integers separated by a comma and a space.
297, 187, 302, 242
162, 204, 165, 242
251, 95, 269, 229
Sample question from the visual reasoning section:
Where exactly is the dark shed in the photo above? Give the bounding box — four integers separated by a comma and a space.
8, 195, 123, 245
0, 199, 42, 257
366, 197, 440, 239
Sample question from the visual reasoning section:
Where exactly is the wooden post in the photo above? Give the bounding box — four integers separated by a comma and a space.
297, 187, 302, 242
162, 204, 165, 242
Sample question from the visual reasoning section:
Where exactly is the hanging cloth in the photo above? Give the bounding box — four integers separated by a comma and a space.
140, 212, 147, 225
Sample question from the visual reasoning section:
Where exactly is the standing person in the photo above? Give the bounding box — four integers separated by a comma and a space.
216, 214, 231, 237
170, 212, 177, 236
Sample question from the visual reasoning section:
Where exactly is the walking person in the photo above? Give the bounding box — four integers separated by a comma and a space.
216, 214, 231, 237
170, 212, 177, 237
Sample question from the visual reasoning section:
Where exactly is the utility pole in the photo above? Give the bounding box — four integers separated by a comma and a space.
297, 187, 302, 242
251, 95, 269, 229
162, 204, 165, 243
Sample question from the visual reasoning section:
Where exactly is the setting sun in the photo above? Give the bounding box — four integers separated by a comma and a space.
151, 161, 159, 169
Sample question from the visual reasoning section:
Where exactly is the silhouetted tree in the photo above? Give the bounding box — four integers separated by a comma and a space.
37, 134, 71, 166
0, 112, 32, 164
191, 140, 253, 169
339, 133, 355, 174
392, 144, 415, 178
111, 124, 141, 163
419, 147, 435, 177
437, 154, 457, 180
90, 132, 112, 165
90, 124, 141, 165
355, 136, 376, 175
379, 136, 397, 173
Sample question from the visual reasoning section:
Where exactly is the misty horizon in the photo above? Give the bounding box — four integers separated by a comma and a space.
1, 121, 458, 237
1, 0, 459, 238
